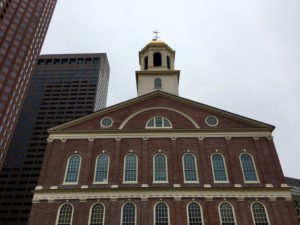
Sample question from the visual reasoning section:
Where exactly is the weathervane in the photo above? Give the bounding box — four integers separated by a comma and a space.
153, 29, 160, 40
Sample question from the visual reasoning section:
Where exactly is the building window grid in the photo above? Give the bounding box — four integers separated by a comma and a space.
124, 154, 137, 182
154, 78, 162, 89
154, 153, 167, 182
240, 153, 258, 182
219, 202, 236, 225
146, 116, 172, 128
212, 153, 228, 182
155, 202, 169, 225
57, 204, 73, 225
252, 202, 269, 225
94, 154, 109, 183
122, 202, 136, 225
187, 202, 203, 225
183, 153, 198, 182
89, 203, 104, 225
65, 155, 81, 183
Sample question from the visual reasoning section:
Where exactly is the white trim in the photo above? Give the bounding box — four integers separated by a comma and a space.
118, 106, 200, 129
88, 202, 105, 225
55, 203, 74, 225
153, 152, 169, 183
153, 201, 170, 225
218, 201, 237, 225
120, 201, 137, 225
186, 201, 204, 225
239, 151, 260, 184
100, 117, 113, 128
210, 152, 229, 183
63, 154, 81, 185
49, 131, 272, 140
93, 154, 110, 184
250, 201, 271, 225
123, 152, 138, 184
146, 116, 173, 129
205, 115, 219, 127
182, 152, 199, 183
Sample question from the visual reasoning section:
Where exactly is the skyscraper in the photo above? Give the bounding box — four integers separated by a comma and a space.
0, 0, 57, 169
0, 53, 110, 225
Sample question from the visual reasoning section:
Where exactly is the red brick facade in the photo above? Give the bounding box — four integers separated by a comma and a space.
28, 92, 298, 225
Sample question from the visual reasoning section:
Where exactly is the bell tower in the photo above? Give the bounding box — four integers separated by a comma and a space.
136, 37, 180, 96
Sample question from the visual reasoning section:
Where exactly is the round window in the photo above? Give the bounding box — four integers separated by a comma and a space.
100, 117, 113, 128
205, 116, 218, 126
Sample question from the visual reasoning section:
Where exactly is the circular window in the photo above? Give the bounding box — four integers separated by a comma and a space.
205, 116, 218, 127
100, 117, 113, 128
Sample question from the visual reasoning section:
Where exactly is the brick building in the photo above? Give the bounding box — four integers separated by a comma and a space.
28, 40, 298, 225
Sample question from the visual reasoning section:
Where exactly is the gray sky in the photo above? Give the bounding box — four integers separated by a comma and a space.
41, 0, 300, 178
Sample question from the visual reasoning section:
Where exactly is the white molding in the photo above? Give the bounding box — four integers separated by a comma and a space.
118, 106, 200, 129
32, 188, 292, 202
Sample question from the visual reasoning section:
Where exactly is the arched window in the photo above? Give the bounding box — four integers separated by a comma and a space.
121, 202, 136, 225
146, 116, 172, 128
155, 202, 169, 225
56, 203, 73, 225
124, 153, 137, 183
144, 56, 148, 70
154, 78, 162, 89
211, 153, 228, 182
219, 202, 236, 225
167, 56, 170, 69
252, 202, 269, 225
94, 154, 109, 183
153, 52, 162, 66
240, 153, 258, 182
89, 203, 105, 225
187, 202, 203, 225
64, 155, 81, 183
154, 153, 167, 182
183, 153, 198, 182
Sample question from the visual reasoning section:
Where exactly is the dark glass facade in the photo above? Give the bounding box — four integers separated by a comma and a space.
0, 0, 57, 169
0, 53, 110, 224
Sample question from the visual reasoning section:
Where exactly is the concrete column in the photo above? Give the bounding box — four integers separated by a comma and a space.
113, 138, 121, 185
142, 138, 148, 185
198, 137, 210, 185
171, 137, 178, 185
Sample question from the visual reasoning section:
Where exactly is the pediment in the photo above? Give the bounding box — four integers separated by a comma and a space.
48, 91, 274, 133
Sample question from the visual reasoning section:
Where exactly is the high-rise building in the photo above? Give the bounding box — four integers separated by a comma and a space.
0, 0, 57, 169
28, 40, 298, 225
0, 53, 110, 225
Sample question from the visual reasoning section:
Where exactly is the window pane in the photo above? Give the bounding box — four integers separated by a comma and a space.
241, 154, 257, 181
90, 203, 104, 225
124, 154, 137, 182
252, 203, 269, 225
155, 154, 167, 181
122, 202, 135, 225
188, 202, 202, 225
57, 204, 72, 225
220, 202, 235, 225
156, 117, 163, 127
212, 154, 227, 182
65, 155, 80, 183
163, 118, 171, 127
155, 78, 162, 89
147, 118, 154, 127
95, 155, 109, 182
184, 154, 197, 182
155, 202, 169, 225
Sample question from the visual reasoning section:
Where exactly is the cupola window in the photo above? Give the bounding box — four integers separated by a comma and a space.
153, 52, 162, 67
144, 56, 148, 70
167, 56, 170, 69
154, 78, 162, 89
146, 116, 172, 128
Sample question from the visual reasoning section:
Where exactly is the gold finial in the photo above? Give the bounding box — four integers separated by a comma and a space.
153, 29, 160, 40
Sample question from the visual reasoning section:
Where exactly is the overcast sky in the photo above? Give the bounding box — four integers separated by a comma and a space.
41, 0, 300, 178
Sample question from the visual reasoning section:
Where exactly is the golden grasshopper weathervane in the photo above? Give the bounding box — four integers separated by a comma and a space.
153, 29, 160, 40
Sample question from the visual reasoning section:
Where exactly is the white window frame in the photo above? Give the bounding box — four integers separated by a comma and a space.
239, 151, 260, 184
251, 201, 270, 225
218, 201, 237, 225
210, 152, 229, 183
153, 152, 168, 184
153, 201, 170, 225
186, 201, 204, 225
146, 116, 172, 129
154, 77, 162, 89
55, 203, 74, 225
93, 154, 110, 184
123, 153, 138, 184
88, 202, 105, 225
63, 154, 82, 185
120, 201, 137, 225
182, 152, 199, 183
